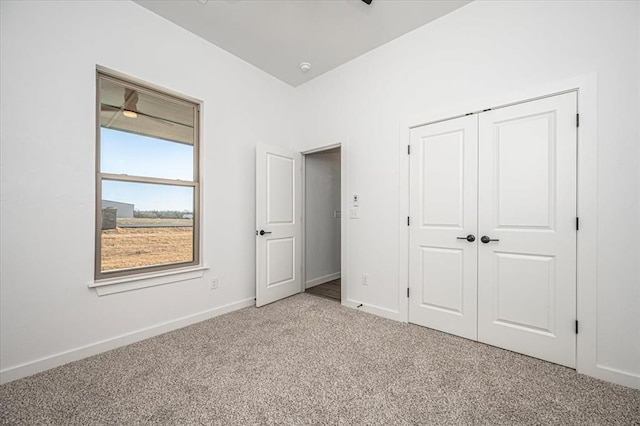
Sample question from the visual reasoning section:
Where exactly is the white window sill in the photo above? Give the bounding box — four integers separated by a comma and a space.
88, 266, 209, 296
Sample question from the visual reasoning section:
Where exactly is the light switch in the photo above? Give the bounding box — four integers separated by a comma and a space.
352, 194, 359, 207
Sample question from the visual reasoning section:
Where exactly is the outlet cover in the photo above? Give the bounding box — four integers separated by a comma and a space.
362, 273, 369, 286
210, 277, 219, 290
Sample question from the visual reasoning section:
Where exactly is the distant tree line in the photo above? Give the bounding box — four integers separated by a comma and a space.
134, 210, 193, 219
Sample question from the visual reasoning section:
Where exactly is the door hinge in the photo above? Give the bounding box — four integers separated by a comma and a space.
407, 216, 410, 226
408, 145, 411, 155
576, 217, 579, 231
576, 113, 580, 127
407, 288, 410, 298
575, 320, 579, 334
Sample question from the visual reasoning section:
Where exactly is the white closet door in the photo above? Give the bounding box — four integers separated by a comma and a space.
477, 92, 577, 367
409, 115, 479, 340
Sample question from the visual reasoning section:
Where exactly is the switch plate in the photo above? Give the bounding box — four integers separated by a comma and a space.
210, 277, 219, 290
349, 208, 360, 219
362, 273, 369, 286
352, 194, 359, 207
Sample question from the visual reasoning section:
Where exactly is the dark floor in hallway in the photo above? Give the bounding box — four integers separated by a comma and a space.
305, 278, 340, 302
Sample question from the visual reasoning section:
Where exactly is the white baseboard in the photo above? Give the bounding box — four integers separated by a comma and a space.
305, 272, 341, 289
587, 364, 640, 390
0, 297, 255, 385
343, 298, 402, 322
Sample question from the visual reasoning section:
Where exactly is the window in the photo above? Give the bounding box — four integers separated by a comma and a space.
96, 72, 200, 280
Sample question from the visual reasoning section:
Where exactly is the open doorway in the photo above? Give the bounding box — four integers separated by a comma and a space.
255, 142, 345, 307
303, 147, 342, 302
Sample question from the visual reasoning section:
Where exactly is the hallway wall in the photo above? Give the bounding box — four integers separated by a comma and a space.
305, 150, 341, 288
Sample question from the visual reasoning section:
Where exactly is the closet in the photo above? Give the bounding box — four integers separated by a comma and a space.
408, 92, 577, 367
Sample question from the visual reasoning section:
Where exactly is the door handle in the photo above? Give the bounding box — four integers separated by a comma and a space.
456, 234, 476, 242
480, 235, 499, 244
258, 230, 272, 236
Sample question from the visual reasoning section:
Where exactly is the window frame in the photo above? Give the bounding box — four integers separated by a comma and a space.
95, 71, 201, 281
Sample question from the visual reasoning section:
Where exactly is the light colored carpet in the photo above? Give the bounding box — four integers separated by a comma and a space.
1, 293, 638, 425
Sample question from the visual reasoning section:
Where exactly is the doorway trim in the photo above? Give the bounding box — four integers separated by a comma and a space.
397, 73, 634, 387
300, 142, 347, 304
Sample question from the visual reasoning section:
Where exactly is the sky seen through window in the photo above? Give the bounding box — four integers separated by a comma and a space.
101, 128, 194, 211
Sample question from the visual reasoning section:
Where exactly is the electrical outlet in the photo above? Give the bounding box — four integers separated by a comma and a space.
210, 277, 219, 290
362, 273, 369, 286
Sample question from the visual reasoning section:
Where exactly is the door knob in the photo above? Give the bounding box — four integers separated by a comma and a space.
480, 235, 499, 244
258, 230, 272, 236
456, 234, 476, 242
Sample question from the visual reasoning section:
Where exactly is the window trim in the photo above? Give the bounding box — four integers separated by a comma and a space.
95, 70, 201, 281
89, 265, 209, 296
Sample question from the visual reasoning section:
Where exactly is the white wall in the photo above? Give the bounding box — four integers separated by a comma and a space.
0, 1, 296, 381
294, 0, 640, 387
305, 150, 341, 288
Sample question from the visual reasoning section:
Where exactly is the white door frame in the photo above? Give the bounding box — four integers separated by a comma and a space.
301, 142, 348, 304
397, 73, 631, 386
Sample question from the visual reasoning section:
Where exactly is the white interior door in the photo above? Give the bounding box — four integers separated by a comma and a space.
256, 144, 302, 307
409, 115, 479, 340
477, 92, 577, 367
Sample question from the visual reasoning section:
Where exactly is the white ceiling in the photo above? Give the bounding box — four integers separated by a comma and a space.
134, 0, 472, 87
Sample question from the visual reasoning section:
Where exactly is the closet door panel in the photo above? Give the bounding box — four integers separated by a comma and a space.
477, 92, 577, 368
409, 115, 478, 340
